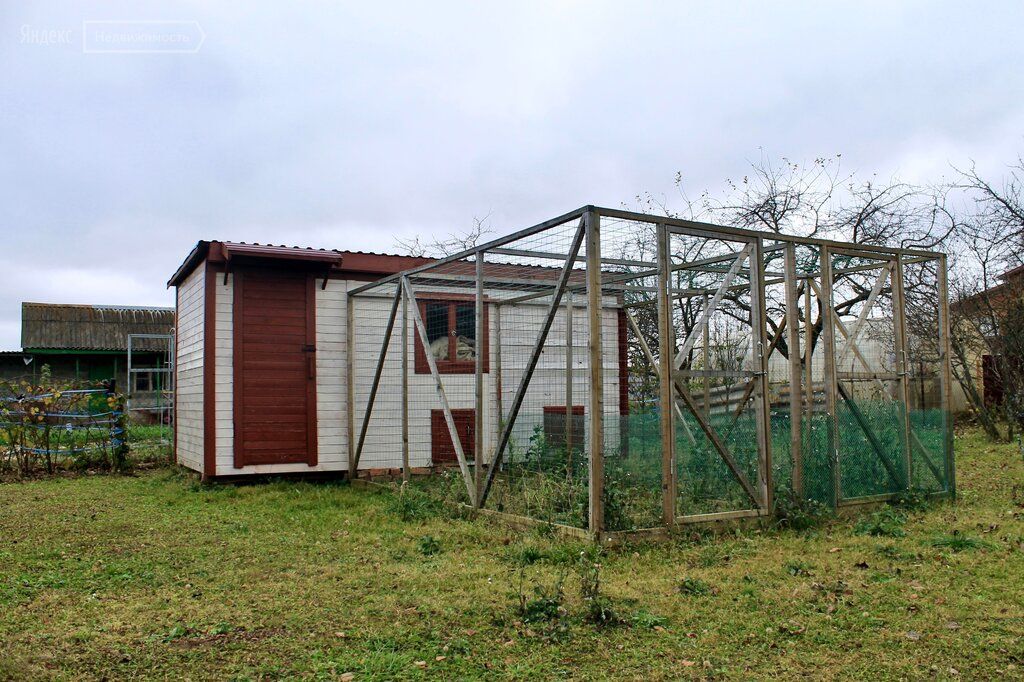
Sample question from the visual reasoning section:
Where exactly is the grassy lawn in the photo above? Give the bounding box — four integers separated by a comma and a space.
1, 428, 1022, 680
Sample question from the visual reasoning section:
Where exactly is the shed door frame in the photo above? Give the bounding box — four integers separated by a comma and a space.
232, 266, 318, 468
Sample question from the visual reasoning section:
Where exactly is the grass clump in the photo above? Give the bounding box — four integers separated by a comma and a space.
629, 610, 668, 629
784, 559, 814, 577
892, 487, 933, 512
417, 534, 441, 556
855, 508, 907, 537
387, 485, 442, 522
678, 577, 714, 596
927, 531, 994, 552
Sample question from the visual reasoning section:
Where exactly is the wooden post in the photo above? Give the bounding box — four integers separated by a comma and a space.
804, 277, 814, 434
936, 255, 956, 497
656, 223, 677, 526
347, 288, 356, 477
401, 281, 410, 483
819, 246, 841, 506
783, 244, 803, 497
748, 238, 773, 510
565, 293, 574, 465
586, 210, 605, 537
474, 253, 485, 507
702, 292, 711, 418
891, 255, 913, 489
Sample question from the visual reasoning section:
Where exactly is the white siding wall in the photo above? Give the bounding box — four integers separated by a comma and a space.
175, 265, 205, 473
353, 292, 623, 470
182, 270, 624, 476
315, 280, 348, 468
213, 275, 234, 474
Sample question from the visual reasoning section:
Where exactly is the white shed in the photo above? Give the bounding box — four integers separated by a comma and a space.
168, 240, 626, 479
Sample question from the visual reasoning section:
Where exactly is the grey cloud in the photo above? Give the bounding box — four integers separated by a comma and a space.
1, 0, 1022, 347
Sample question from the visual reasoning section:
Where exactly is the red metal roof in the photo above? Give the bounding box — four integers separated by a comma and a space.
167, 240, 438, 287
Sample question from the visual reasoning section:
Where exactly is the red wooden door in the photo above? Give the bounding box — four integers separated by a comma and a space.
233, 267, 317, 467
431, 409, 475, 465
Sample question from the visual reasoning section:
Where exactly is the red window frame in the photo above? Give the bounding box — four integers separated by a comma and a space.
414, 294, 489, 374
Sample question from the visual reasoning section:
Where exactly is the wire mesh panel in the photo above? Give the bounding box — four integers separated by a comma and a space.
480, 221, 592, 528
903, 256, 953, 493
792, 245, 836, 507
827, 250, 907, 500
595, 216, 665, 532
663, 228, 766, 518
762, 244, 799, 502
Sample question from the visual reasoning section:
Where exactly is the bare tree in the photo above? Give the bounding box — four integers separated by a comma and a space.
394, 214, 493, 257
946, 157, 1024, 440
631, 154, 958, 366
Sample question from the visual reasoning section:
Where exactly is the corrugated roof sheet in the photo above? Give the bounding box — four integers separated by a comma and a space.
21, 303, 174, 351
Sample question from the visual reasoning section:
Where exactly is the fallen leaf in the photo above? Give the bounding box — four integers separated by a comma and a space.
435, 656, 446, 662
340, 674, 354, 682
682, 660, 696, 667
334, 632, 347, 639
946, 621, 960, 630
414, 661, 427, 668
905, 631, 922, 641
829, 547, 842, 553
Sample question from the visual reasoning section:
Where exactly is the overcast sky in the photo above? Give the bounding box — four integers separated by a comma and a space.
1, 1, 1022, 349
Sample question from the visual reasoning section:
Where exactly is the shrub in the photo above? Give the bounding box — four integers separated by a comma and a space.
773, 489, 832, 531
0, 370, 128, 477
577, 547, 621, 627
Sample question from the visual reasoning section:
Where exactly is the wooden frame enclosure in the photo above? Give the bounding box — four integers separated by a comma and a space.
338, 206, 954, 542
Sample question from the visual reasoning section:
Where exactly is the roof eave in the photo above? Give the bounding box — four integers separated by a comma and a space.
167, 241, 212, 288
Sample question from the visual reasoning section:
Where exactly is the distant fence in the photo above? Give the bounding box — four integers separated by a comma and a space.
0, 380, 128, 476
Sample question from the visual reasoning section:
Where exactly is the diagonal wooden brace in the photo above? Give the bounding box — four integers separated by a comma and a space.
403, 276, 477, 504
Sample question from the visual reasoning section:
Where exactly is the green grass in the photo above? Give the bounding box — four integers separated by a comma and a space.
0, 427, 1022, 679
